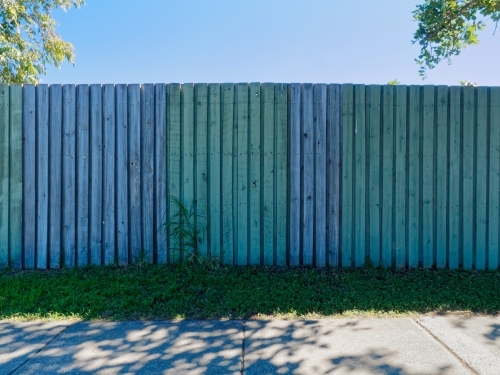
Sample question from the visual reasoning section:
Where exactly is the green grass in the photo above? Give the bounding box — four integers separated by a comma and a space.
1, 263, 499, 321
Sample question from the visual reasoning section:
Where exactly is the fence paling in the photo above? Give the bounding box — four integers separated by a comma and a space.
2, 83, 499, 270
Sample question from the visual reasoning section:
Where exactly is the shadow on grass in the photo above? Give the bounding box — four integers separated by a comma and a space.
0, 319, 467, 375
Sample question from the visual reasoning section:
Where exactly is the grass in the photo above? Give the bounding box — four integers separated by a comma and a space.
0, 263, 499, 321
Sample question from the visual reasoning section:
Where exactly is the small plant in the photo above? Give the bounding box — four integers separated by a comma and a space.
164, 196, 207, 264
459, 80, 478, 87
387, 79, 400, 86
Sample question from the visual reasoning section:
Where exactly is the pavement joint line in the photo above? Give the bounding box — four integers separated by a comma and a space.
414, 318, 477, 375
9, 321, 76, 375
240, 320, 246, 375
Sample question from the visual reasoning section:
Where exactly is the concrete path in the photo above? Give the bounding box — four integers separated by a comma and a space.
0, 317, 497, 374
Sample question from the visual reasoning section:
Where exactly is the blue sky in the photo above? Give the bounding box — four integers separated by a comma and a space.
44, 0, 500, 85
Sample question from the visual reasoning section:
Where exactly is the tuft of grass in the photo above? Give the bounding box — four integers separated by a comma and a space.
1, 264, 499, 321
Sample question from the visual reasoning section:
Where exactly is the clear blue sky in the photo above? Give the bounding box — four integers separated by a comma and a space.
44, 0, 500, 85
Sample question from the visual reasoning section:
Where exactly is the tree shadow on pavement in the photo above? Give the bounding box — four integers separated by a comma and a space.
1, 319, 468, 375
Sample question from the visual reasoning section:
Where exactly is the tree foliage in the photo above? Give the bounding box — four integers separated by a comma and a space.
413, 0, 500, 78
0, 0, 84, 84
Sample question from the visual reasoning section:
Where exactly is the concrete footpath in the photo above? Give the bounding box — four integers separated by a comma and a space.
1, 317, 499, 375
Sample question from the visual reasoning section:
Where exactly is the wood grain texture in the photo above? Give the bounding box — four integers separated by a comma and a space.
421, 86, 434, 269
62, 85, 76, 268
103, 84, 116, 265
394, 85, 407, 269
475, 87, 488, 270
221, 83, 234, 265
0, 85, 9, 268
208, 84, 221, 260
9, 85, 23, 269
36, 85, 49, 269
76, 85, 90, 267
194, 84, 208, 260
155, 84, 167, 264
314, 84, 327, 267
407, 86, 421, 268
48, 85, 63, 268
141, 84, 154, 263
275, 83, 288, 266
301, 84, 314, 266
354, 84, 366, 267
248, 83, 261, 265
448, 86, 461, 269
128, 84, 142, 263
289, 83, 301, 266
435, 86, 448, 269
167, 84, 181, 262
262, 83, 275, 266
489, 87, 500, 270
116, 84, 129, 266
462, 87, 474, 269
367, 85, 381, 267
236, 83, 248, 265
327, 84, 341, 267
381, 85, 394, 268
89, 84, 103, 266
341, 84, 354, 267
23, 85, 36, 269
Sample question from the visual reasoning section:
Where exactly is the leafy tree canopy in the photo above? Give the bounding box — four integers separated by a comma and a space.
0, 0, 84, 83
413, 0, 500, 78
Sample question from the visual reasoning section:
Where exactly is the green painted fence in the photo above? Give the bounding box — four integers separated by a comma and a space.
0, 83, 499, 270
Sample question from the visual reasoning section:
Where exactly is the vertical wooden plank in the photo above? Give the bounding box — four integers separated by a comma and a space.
408, 86, 420, 268
49, 85, 63, 268
194, 84, 208, 260
0, 85, 9, 268
314, 84, 327, 267
422, 85, 435, 268
327, 84, 341, 267
181, 84, 195, 261
76, 85, 90, 267
436, 86, 448, 268
128, 84, 142, 263
289, 83, 301, 266
116, 84, 129, 266
155, 84, 167, 264
381, 85, 394, 267
62, 85, 76, 268
448, 86, 461, 269
36, 85, 49, 269
476, 87, 488, 270
9, 85, 23, 269
221, 83, 235, 265
236, 83, 248, 265
395, 85, 407, 268
103, 84, 116, 265
367, 85, 381, 267
262, 83, 275, 266
354, 84, 366, 267
208, 84, 221, 260
89, 84, 103, 266
489, 87, 500, 270
341, 84, 354, 267
141, 84, 154, 263
248, 83, 261, 265
167, 84, 181, 262
302, 83, 314, 265
23, 85, 36, 269
275, 83, 288, 266
462, 86, 475, 269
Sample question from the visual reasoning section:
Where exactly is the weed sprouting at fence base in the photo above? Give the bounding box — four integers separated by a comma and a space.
163, 196, 220, 267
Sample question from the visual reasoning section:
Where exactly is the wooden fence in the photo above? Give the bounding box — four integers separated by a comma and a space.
0, 83, 499, 269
